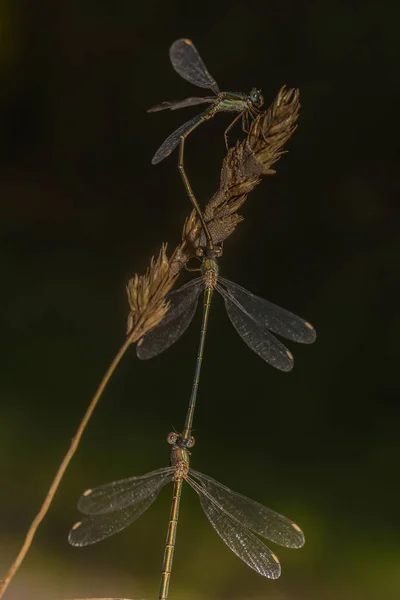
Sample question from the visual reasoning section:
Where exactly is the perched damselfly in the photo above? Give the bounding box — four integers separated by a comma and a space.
149, 38, 264, 163
137, 246, 316, 373
148, 38, 264, 247
69, 432, 305, 599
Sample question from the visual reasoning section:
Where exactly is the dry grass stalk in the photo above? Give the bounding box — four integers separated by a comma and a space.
126, 244, 179, 339
0, 326, 142, 598
0, 86, 300, 599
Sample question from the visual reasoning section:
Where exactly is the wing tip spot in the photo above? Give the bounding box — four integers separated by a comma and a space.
291, 522, 302, 533
272, 552, 280, 564
286, 350, 294, 360
183, 38, 193, 45
72, 521, 82, 530
305, 321, 314, 330
83, 488, 93, 497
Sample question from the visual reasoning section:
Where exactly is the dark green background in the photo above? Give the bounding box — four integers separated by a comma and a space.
0, 1, 399, 599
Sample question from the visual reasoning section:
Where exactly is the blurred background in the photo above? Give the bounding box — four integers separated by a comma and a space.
0, 1, 399, 599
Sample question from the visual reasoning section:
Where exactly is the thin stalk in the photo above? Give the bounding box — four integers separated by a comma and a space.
0, 326, 141, 599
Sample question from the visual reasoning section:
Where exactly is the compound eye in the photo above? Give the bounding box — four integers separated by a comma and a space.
196, 247, 205, 258
250, 88, 264, 108
167, 432, 179, 445
186, 436, 195, 448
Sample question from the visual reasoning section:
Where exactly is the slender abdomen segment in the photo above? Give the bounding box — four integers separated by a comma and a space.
159, 478, 184, 600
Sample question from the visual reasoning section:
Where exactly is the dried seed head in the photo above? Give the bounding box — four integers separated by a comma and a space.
247, 86, 300, 172
198, 87, 301, 249
127, 87, 301, 339
126, 244, 178, 341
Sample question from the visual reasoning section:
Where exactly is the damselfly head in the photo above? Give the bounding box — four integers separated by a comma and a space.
167, 431, 195, 448
249, 87, 264, 109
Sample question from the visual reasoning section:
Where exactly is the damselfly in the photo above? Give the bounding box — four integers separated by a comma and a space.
69, 432, 305, 599
149, 38, 264, 163
137, 246, 316, 373
148, 38, 264, 247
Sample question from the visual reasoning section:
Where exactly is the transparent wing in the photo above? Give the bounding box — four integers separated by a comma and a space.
217, 284, 294, 371
187, 476, 281, 579
148, 96, 214, 113
170, 39, 219, 95
69, 502, 153, 546
190, 469, 304, 548
137, 279, 203, 359
219, 277, 316, 344
151, 113, 206, 164
68, 468, 174, 546
77, 467, 175, 515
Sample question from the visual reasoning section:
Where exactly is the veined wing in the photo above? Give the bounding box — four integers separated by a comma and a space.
69, 504, 152, 547
219, 277, 316, 344
187, 476, 281, 579
147, 96, 214, 113
77, 467, 175, 515
151, 113, 206, 164
137, 279, 203, 359
68, 468, 174, 546
169, 39, 219, 95
217, 284, 294, 371
190, 469, 304, 548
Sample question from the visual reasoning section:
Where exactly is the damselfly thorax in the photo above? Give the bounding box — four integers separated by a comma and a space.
201, 247, 220, 288
168, 432, 191, 481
